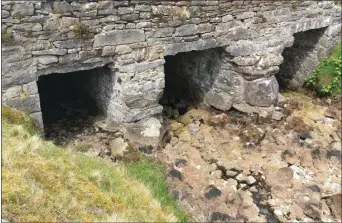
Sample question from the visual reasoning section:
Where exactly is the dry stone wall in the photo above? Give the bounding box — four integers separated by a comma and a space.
1, 0, 341, 129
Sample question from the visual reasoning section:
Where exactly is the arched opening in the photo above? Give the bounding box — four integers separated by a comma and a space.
37, 66, 113, 144
160, 48, 224, 116
276, 27, 327, 90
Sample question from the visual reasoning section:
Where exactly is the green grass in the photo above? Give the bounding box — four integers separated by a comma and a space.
304, 41, 342, 96
124, 157, 191, 222
2, 106, 190, 222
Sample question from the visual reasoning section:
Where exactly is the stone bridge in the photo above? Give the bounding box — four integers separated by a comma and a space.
2, 0, 341, 131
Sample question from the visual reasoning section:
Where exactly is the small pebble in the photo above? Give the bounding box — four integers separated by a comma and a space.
246, 176, 256, 185
226, 170, 238, 178
249, 186, 258, 193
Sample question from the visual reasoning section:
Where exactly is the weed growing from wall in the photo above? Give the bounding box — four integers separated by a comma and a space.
69, 22, 90, 39
304, 42, 342, 96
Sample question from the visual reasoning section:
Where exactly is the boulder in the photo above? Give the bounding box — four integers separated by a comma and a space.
244, 76, 279, 107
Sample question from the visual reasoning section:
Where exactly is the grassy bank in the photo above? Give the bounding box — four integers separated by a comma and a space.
1, 107, 190, 222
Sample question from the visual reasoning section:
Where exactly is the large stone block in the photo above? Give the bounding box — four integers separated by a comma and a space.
32, 49, 67, 56
30, 111, 44, 132
23, 81, 38, 95
204, 90, 233, 111
2, 58, 37, 88
225, 40, 265, 56
94, 30, 145, 47
2, 85, 22, 101
244, 76, 279, 107
53, 39, 93, 49
11, 3, 34, 16
175, 24, 198, 36
3, 94, 41, 113
53, 1, 71, 13
2, 46, 31, 64
37, 56, 58, 65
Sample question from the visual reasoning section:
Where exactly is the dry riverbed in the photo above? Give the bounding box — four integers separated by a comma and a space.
45, 91, 341, 222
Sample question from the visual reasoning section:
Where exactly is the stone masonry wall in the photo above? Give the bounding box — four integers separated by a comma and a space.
1, 0, 341, 129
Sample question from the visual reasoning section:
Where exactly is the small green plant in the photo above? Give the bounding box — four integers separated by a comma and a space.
304, 42, 342, 96
291, 1, 298, 9
69, 22, 90, 39
1, 28, 14, 44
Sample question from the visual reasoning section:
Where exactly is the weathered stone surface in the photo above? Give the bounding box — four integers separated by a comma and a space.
53, 1, 71, 14
222, 15, 234, 22
244, 76, 279, 107
24, 40, 51, 51
11, 3, 34, 16
2, 85, 21, 100
3, 94, 41, 113
225, 40, 265, 56
102, 46, 116, 56
2, 46, 30, 64
94, 30, 145, 47
2, 58, 37, 88
175, 24, 198, 36
2, 10, 9, 18
32, 49, 67, 56
37, 56, 58, 65
23, 81, 38, 95
116, 59, 164, 73
198, 23, 215, 33
216, 20, 243, 31
115, 45, 132, 54
121, 13, 139, 21
53, 39, 92, 49
58, 53, 80, 64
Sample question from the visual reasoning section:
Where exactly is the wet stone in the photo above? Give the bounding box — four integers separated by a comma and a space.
204, 185, 222, 199
308, 185, 321, 193
168, 169, 183, 181
171, 189, 181, 200
139, 145, 153, 154
298, 132, 312, 140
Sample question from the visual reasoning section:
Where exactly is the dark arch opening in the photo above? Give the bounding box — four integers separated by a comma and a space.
276, 27, 327, 90
37, 66, 112, 144
160, 48, 223, 116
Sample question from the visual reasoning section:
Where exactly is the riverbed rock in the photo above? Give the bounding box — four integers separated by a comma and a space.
110, 137, 128, 157
325, 193, 341, 221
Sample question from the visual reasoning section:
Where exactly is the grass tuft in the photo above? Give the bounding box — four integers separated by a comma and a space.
69, 22, 90, 39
